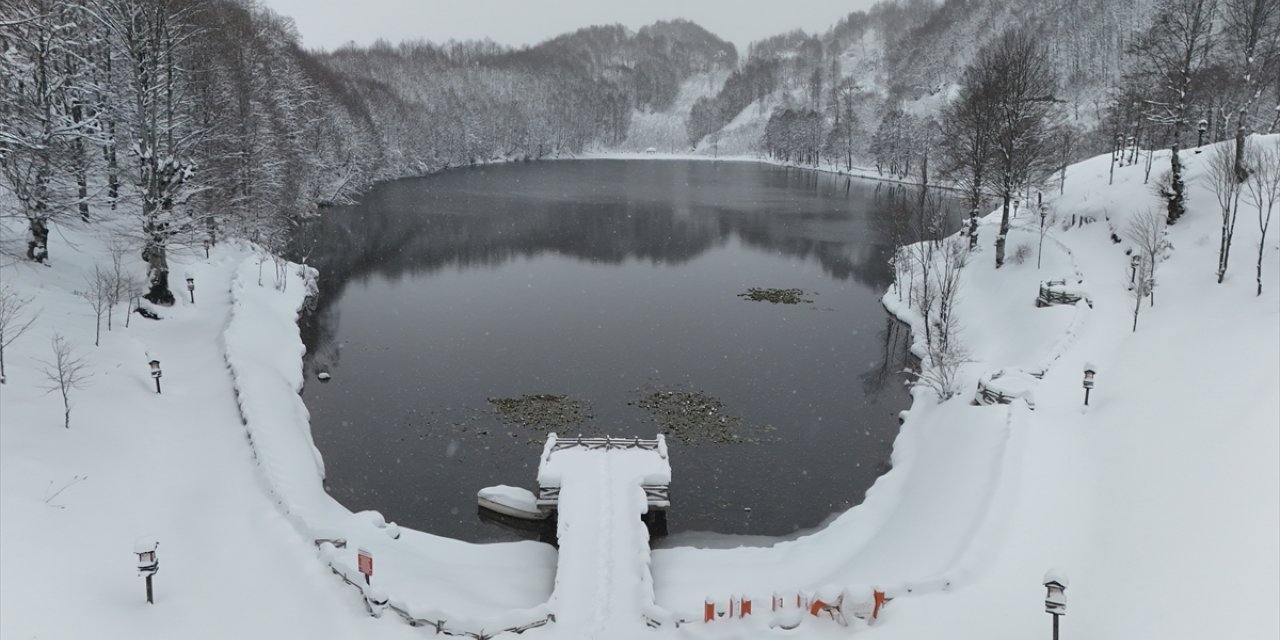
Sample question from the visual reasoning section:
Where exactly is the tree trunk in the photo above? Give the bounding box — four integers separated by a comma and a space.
1132, 292, 1141, 332
72, 131, 89, 221
77, 169, 89, 221
995, 196, 1011, 267
27, 217, 50, 263
969, 208, 980, 251
1144, 144, 1155, 183
143, 239, 174, 306
106, 119, 119, 208
1168, 143, 1185, 224
1110, 147, 1117, 185
1234, 110, 1250, 183
1259, 240, 1267, 296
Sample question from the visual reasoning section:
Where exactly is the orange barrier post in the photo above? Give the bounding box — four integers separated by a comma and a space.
772, 593, 783, 611
741, 597, 752, 617
872, 590, 886, 621
809, 599, 826, 617
729, 597, 736, 618
704, 598, 715, 623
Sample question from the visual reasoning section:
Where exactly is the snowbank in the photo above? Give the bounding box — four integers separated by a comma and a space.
222, 248, 557, 633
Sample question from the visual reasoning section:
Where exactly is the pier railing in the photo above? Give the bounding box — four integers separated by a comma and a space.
545, 435, 665, 459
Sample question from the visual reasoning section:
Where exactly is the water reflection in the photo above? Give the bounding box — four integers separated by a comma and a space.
291, 160, 944, 542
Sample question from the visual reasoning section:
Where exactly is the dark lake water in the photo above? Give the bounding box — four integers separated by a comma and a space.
294, 159, 926, 544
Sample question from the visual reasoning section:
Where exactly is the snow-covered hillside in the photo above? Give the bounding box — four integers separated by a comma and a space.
611, 71, 730, 154
675, 0, 1163, 163
1, 138, 1276, 639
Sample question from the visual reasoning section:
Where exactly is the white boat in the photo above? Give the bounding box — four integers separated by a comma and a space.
477, 485, 548, 520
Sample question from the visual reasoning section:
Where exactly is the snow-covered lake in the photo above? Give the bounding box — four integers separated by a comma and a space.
294, 159, 943, 542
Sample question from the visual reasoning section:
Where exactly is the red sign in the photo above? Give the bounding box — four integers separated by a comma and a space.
357, 548, 373, 577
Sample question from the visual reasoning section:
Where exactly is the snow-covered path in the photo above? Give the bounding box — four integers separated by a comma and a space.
540, 438, 669, 638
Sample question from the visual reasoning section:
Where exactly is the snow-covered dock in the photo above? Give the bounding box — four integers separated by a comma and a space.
538, 433, 672, 635
536, 435, 671, 514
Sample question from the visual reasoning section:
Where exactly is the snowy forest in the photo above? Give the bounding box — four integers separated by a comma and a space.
4, 0, 1277, 300
1, 0, 736, 303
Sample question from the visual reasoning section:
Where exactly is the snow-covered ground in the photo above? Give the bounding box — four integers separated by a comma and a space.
1, 137, 1276, 639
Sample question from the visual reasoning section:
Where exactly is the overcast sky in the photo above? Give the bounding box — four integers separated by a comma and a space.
259, 0, 881, 55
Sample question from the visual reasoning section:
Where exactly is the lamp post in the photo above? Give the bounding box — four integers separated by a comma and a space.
135, 537, 159, 604
1044, 570, 1068, 640
1082, 364, 1096, 406
186, 277, 195, 304
149, 359, 162, 394
1130, 254, 1141, 283
203, 238, 210, 259
1197, 119, 1208, 149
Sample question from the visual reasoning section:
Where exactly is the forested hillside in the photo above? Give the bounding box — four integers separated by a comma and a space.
691, 0, 1276, 185
4, 0, 1277, 302
1, 0, 733, 304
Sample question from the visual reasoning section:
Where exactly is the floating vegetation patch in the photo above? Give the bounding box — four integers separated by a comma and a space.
488, 394, 593, 432
738, 288, 813, 304
632, 389, 773, 445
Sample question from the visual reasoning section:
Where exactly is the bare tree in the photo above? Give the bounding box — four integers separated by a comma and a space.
90, 0, 208, 305
1221, 0, 1280, 181
912, 335, 970, 401
1127, 208, 1169, 306
903, 187, 949, 347
1244, 140, 1280, 294
940, 60, 997, 252
76, 267, 113, 347
1206, 140, 1246, 282
912, 238, 969, 401
1128, 260, 1155, 332
932, 236, 968, 359
1130, 0, 1219, 225
0, 282, 40, 383
0, 0, 107, 263
1054, 126, 1079, 195
106, 242, 131, 331
969, 28, 1061, 267
121, 272, 146, 328
38, 333, 91, 429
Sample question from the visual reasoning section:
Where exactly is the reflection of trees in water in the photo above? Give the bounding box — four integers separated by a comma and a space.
859, 315, 916, 397
290, 165, 958, 371
299, 301, 343, 383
